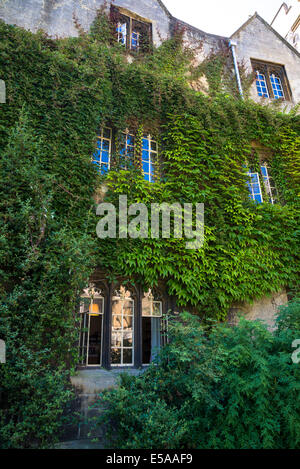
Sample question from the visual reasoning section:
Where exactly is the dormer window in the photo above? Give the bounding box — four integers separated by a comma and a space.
251, 59, 292, 101
111, 5, 152, 53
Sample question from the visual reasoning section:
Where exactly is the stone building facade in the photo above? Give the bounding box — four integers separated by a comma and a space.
0, 0, 298, 369
1, 0, 300, 105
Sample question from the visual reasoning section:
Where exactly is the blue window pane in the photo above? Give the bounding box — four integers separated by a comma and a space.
117, 24, 126, 45
142, 138, 149, 150
93, 150, 100, 161
144, 173, 150, 182
127, 135, 134, 146
254, 193, 263, 203
261, 166, 267, 177
101, 151, 109, 163
131, 32, 139, 50
102, 140, 109, 151
97, 140, 101, 149
143, 162, 149, 173
142, 150, 149, 161
256, 72, 269, 98
150, 163, 155, 175
101, 164, 109, 175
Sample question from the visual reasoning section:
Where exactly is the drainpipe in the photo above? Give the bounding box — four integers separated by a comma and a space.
229, 39, 244, 100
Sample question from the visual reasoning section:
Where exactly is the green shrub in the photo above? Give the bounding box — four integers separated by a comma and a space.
96, 301, 300, 449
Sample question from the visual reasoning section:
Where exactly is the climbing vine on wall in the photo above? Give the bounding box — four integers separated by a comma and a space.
0, 11, 299, 446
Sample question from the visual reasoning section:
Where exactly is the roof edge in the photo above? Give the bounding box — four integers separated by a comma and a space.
230, 12, 300, 60
172, 16, 229, 41
156, 0, 172, 19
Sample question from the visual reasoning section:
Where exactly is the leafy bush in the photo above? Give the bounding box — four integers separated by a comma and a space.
97, 301, 300, 449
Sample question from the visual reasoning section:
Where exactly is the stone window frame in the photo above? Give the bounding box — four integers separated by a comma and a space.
251, 59, 292, 102
110, 5, 153, 53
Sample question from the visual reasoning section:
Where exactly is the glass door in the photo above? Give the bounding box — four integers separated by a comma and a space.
79, 289, 104, 366
111, 287, 134, 366
142, 290, 163, 364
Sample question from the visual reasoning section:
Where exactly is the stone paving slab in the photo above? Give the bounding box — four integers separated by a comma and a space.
71, 368, 145, 394
56, 439, 105, 449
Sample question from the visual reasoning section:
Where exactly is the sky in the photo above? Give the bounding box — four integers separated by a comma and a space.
162, 0, 286, 37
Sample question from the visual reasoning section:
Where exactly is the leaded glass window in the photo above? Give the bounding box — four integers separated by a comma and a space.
120, 131, 135, 167
111, 5, 152, 53
92, 127, 112, 174
111, 287, 134, 366
142, 290, 165, 365
142, 135, 157, 183
251, 59, 292, 101
261, 164, 278, 204
131, 31, 140, 50
270, 74, 285, 99
247, 171, 263, 203
255, 71, 269, 98
117, 23, 127, 45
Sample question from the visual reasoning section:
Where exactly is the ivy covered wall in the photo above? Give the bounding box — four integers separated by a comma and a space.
0, 12, 299, 447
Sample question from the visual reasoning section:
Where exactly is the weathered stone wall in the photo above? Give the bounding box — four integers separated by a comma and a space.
173, 17, 228, 63
0, 0, 172, 45
231, 15, 300, 105
229, 290, 288, 331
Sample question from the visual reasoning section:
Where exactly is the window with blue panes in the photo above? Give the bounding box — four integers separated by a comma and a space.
131, 31, 140, 51
117, 23, 127, 46
270, 74, 285, 99
247, 171, 263, 203
120, 131, 135, 168
260, 164, 278, 204
255, 71, 269, 98
251, 59, 291, 101
111, 5, 152, 53
142, 135, 157, 183
92, 128, 112, 174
